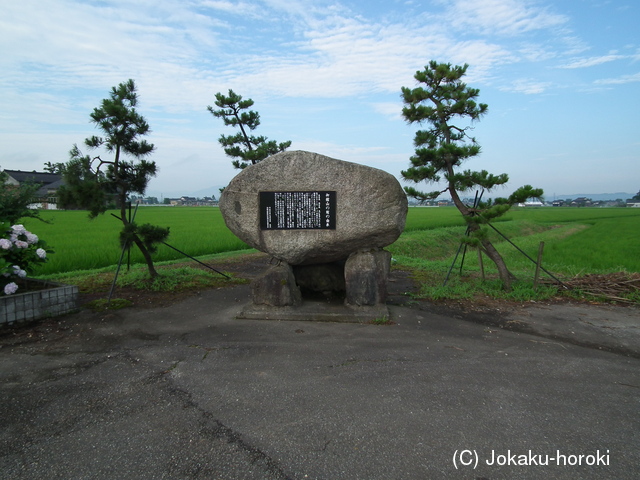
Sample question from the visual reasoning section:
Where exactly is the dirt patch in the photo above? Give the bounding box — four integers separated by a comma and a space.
78, 253, 639, 312
76, 252, 271, 309
4, 252, 638, 344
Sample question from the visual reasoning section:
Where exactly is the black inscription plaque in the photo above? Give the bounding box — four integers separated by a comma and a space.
260, 191, 336, 230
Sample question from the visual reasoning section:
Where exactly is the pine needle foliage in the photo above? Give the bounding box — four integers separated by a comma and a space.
208, 89, 291, 169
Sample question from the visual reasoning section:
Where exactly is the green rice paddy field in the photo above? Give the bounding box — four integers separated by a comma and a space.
22, 206, 640, 278
396, 206, 640, 277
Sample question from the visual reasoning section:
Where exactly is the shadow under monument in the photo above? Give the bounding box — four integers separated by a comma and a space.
237, 252, 392, 323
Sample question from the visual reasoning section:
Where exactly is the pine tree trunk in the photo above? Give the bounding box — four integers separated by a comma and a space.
467, 222, 513, 291
117, 194, 159, 279
481, 237, 513, 291
449, 187, 513, 291
132, 236, 159, 279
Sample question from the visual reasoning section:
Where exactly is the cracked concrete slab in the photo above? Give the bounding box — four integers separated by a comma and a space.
1, 285, 639, 479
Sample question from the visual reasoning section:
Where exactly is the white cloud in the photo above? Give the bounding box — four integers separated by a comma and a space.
442, 0, 568, 36
500, 79, 553, 94
594, 72, 640, 85
0, 0, 558, 113
517, 43, 558, 62
292, 139, 407, 175
0, 1, 224, 92
559, 54, 626, 69
218, 12, 514, 98
201, 0, 262, 17
2, 0, 638, 196
371, 102, 404, 120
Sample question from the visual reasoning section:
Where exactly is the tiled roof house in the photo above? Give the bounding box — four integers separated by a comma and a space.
2, 169, 64, 209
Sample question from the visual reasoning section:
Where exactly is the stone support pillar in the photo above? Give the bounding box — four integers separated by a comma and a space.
251, 262, 302, 307
344, 249, 391, 306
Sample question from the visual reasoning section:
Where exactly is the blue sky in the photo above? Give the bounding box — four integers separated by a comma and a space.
1, 0, 638, 200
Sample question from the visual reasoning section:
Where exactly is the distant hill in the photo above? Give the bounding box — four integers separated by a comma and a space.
191, 186, 226, 199
553, 193, 635, 201
420, 192, 636, 204
151, 189, 637, 203
148, 186, 226, 201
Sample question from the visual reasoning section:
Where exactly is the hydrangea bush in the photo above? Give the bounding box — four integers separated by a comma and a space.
1, 224, 52, 295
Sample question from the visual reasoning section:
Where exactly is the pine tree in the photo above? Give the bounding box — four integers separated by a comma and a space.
208, 89, 291, 169
58, 79, 169, 278
401, 61, 543, 290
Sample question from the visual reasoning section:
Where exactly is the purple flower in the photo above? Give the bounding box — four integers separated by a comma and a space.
11, 225, 27, 235
14, 240, 29, 249
12, 266, 27, 278
4, 282, 18, 295
26, 233, 39, 244
0, 238, 10, 250
36, 248, 47, 259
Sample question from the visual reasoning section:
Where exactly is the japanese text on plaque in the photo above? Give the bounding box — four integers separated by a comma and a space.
259, 191, 336, 230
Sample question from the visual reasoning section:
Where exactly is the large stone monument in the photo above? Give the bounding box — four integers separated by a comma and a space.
219, 150, 407, 322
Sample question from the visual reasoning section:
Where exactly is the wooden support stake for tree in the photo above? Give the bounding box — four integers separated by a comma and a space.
478, 249, 485, 281
534, 241, 545, 289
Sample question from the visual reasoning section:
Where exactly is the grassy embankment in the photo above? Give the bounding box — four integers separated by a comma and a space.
392, 207, 640, 302
23, 206, 640, 302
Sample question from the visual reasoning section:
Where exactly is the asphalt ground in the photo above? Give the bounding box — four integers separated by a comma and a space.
1, 284, 639, 479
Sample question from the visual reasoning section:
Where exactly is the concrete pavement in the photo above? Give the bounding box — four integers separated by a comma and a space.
1, 284, 639, 479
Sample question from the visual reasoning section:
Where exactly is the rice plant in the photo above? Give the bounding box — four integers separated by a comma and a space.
22, 207, 250, 275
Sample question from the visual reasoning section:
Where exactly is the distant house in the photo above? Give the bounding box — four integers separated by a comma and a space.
570, 197, 592, 207
180, 196, 197, 205
174, 196, 218, 206
2, 169, 64, 210
626, 193, 640, 208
